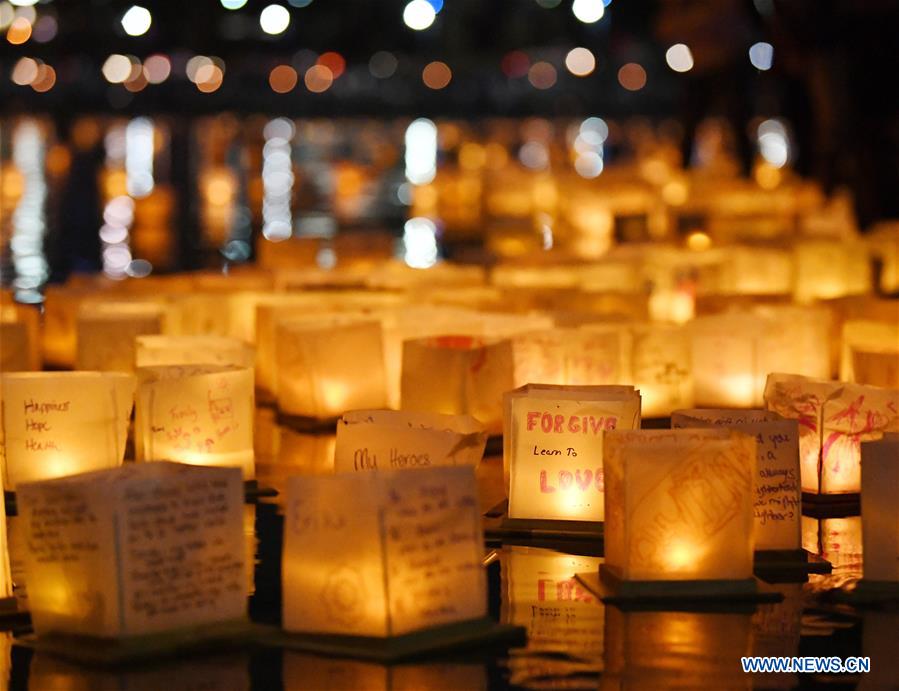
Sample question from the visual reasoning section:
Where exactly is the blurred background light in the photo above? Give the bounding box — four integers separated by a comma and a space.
403, 217, 438, 268
403, 0, 436, 31
572, 0, 604, 24
270, 64, 298, 93
220, 0, 248, 9
422, 61, 452, 89
665, 43, 694, 73
528, 61, 557, 89
32, 15, 57, 43
369, 51, 398, 78
102, 54, 133, 84
405, 118, 437, 184
6, 16, 31, 44
618, 62, 646, 90
260, 4, 290, 34
143, 54, 171, 83
565, 47, 596, 76
749, 41, 774, 70
304, 64, 333, 92
121, 5, 152, 37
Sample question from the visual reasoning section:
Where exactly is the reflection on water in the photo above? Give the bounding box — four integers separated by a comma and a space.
802, 515, 863, 592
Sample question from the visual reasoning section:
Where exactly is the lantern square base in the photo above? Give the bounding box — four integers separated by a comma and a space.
265, 617, 526, 662
801, 492, 860, 518
753, 549, 832, 581
16, 619, 261, 665
490, 516, 604, 544
575, 567, 782, 607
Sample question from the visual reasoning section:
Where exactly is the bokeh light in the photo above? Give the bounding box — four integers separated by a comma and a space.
32, 14, 57, 42
501, 50, 530, 78
121, 5, 152, 36
618, 62, 647, 91
422, 61, 452, 89
528, 61, 557, 89
369, 51, 397, 78
665, 43, 694, 72
269, 64, 298, 93
572, 0, 604, 23
403, 0, 436, 30
11, 56, 39, 85
260, 4, 290, 34
220, 0, 248, 9
0, 3, 13, 29
143, 54, 171, 83
195, 64, 224, 92
749, 42, 774, 70
6, 16, 31, 44
317, 52, 345, 79
565, 47, 596, 76
102, 54, 134, 84
304, 64, 333, 92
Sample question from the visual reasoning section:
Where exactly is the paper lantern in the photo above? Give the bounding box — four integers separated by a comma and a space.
840, 319, 899, 384
276, 319, 388, 419
76, 301, 165, 372
861, 435, 899, 583
0, 322, 33, 372
0, 372, 135, 489
282, 467, 486, 637
716, 245, 793, 296
629, 323, 692, 417
672, 409, 801, 553
793, 240, 871, 303
691, 306, 830, 407
764, 373, 899, 494
602, 429, 756, 590
135, 335, 254, 370
135, 365, 255, 478
504, 385, 641, 524
852, 350, 899, 389
511, 327, 626, 389
500, 546, 603, 662
17, 462, 246, 638
334, 409, 486, 473
401, 336, 513, 434
41, 286, 89, 367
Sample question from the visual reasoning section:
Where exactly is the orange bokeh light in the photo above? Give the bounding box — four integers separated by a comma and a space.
422, 61, 452, 90
269, 65, 298, 93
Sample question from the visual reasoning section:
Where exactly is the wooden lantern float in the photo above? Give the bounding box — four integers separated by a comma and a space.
76, 301, 166, 373
17, 463, 247, 640
503, 385, 640, 533
282, 467, 491, 643
0, 372, 135, 489
764, 373, 899, 498
276, 317, 388, 421
858, 434, 899, 592
597, 429, 758, 599
672, 409, 809, 570
401, 336, 513, 435
334, 409, 486, 473
690, 306, 830, 408
135, 365, 255, 479
135, 335, 254, 370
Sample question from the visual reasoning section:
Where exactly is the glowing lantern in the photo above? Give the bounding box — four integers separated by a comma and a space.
0, 372, 135, 489
276, 318, 388, 419
716, 245, 793, 296
401, 336, 514, 434
764, 373, 899, 495
793, 240, 871, 303
504, 385, 641, 524
135, 335, 254, 369
860, 434, 899, 583
852, 350, 899, 389
511, 327, 626, 388
840, 319, 899, 384
135, 365, 255, 479
0, 322, 34, 371
629, 323, 693, 417
601, 429, 756, 592
672, 409, 801, 554
500, 546, 603, 662
17, 462, 246, 638
334, 409, 486, 473
690, 306, 830, 407
282, 467, 486, 637
76, 301, 166, 372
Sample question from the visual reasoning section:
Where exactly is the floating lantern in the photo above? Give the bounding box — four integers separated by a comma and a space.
0, 372, 135, 489
504, 385, 641, 525
282, 467, 486, 637
793, 240, 871, 303
629, 323, 693, 417
511, 327, 626, 389
840, 319, 899, 384
860, 435, 899, 583
76, 301, 166, 372
135, 335, 254, 369
401, 336, 514, 434
691, 306, 830, 407
672, 409, 801, 554
764, 373, 899, 495
135, 365, 255, 479
852, 350, 899, 389
334, 409, 486, 473
600, 429, 756, 593
17, 462, 246, 638
276, 319, 388, 419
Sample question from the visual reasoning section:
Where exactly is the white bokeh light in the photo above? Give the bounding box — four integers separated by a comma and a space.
572, 0, 604, 24
260, 4, 291, 34
121, 5, 152, 36
749, 42, 774, 70
404, 118, 438, 184
665, 43, 694, 73
403, 0, 436, 31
